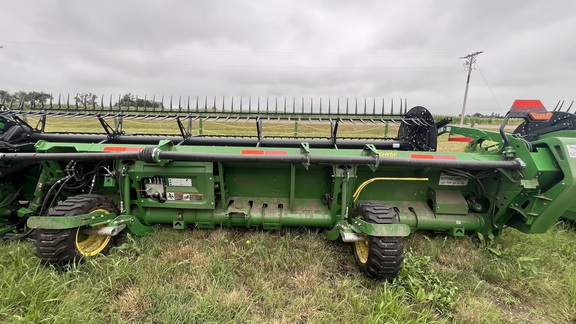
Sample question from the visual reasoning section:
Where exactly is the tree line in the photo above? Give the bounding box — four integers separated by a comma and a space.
0, 90, 161, 108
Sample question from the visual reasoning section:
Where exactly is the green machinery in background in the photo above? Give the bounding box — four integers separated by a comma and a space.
1, 95, 575, 280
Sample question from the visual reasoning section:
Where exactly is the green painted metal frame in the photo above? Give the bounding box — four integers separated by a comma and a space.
4, 121, 574, 242
27, 211, 153, 236
27, 210, 113, 229
349, 218, 411, 237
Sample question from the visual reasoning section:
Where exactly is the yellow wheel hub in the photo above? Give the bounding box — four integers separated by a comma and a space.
75, 209, 111, 257
354, 214, 370, 264
355, 240, 369, 264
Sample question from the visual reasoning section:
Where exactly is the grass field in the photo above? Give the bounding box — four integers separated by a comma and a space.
0, 117, 574, 323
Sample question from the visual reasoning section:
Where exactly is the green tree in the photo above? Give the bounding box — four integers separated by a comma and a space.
13, 91, 53, 105
0, 90, 13, 103
74, 93, 98, 106
115, 93, 161, 108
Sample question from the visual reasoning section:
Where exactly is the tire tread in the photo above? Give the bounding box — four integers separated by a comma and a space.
352, 201, 404, 280
35, 194, 118, 266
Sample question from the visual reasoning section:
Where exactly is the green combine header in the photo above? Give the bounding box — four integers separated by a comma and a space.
1, 94, 575, 280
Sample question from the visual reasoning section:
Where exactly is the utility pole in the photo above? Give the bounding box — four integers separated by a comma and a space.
459, 51, 483, 125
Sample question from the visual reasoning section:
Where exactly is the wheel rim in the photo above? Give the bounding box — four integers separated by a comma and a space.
354, 240, 369, 264
75, 209, 111, 256
354, 213, 370, 265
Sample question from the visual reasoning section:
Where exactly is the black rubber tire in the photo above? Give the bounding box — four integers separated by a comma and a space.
351, 202, 404, 280
35, 194, 119, 266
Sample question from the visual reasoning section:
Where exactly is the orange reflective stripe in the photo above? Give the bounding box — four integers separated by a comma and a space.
529, 112, 553, 121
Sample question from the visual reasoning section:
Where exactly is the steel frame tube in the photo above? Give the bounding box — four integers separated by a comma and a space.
30, 133, 409, 149
0, 150, 525, 170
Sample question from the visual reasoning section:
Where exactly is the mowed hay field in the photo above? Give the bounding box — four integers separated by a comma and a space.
0, 116, 575, 323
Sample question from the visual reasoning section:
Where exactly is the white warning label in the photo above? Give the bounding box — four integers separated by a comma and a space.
166, 192, 183, 201
567, 145, 576, 158
439, 174, 469, 186
182, 193, 203, 202
168, 178, 192, 187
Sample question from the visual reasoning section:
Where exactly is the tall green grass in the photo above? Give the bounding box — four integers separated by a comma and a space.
1, 225, 574, 323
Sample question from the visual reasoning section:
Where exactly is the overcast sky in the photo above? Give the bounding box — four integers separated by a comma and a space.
1, 0, 575, 115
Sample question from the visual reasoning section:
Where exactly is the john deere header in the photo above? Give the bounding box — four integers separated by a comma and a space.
1, 94, 575, 280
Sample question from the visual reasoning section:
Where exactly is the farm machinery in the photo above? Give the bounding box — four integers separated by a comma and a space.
0, 94, 575, 280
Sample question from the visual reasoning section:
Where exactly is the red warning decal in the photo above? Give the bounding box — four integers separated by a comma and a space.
410, 154, 457, 160
264, 150, 287, 156
448, 136, 474, 142
241, 149, 287, 155
241, 149, 265, 155
103, 146, 144, 152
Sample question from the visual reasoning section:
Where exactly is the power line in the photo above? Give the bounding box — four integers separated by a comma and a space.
459, 51, 483, 125
0, 40, 460, 59
0, 40, 465, 71
476, 63, 502, 112
1, 50, 463, 71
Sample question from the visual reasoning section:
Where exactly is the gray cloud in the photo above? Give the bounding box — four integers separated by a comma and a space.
1, 0, 575, 115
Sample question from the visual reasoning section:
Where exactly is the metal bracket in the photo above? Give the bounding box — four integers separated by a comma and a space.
106, 214, 154, 236
176, 116, 192, 142
300, 142, 310, 170
114, 116, 124, 135
83, 224, 126, 236
330, 118, 340, 149
340, 231, 369, 242
98, 115, 124, 142
27, 210, 115, 229
12, 115, 35, 135
363, 144, 380, 171
350, 218, 411, 237
158, 139, 174, 152
256, 117, 263, 147
341, 167, 350, 221
35, 115, 47, 133
225, 200, 252, 227
27, 212, 153, 236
